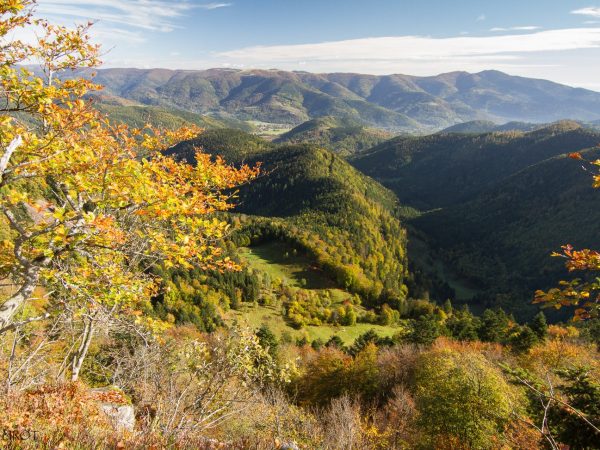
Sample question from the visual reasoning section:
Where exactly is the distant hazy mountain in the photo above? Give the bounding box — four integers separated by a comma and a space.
89, 68, 600, 131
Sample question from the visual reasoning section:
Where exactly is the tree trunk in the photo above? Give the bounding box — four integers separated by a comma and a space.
0, 265, 41, 332
0, 135, 22, 183
71, 316, 95, 382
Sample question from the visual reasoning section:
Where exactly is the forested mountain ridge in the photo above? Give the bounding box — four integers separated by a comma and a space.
274, 116, 393, 156
94, 101, 251, 131
414, 145, 600, 315
351, 121, 600, 209
87, 68, 600, 131
439, 120, 541, 134
169, 130, 408, 303
351, 122, 600, 317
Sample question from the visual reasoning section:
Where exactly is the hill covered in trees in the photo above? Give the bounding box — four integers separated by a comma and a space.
92, 98, 251, 131
352, 122, 600, 317
169, 130, 409, 305
275, 116, 393, 156
351, 121, 598, 208
439, 120, 540, 134
87, 68, 600, 131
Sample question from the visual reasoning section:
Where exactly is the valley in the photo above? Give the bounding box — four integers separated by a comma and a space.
231, 242, 401, 344
153, 117, 600, 327
3, 3, 600, 448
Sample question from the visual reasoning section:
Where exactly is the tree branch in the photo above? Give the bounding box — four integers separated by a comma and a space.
0, 312, 50, 335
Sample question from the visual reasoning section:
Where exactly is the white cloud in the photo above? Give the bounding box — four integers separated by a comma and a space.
490, 26, 541, 32
200, 28, 600, 90
572, 7, 600, 18
93, 26, 146, 44
218, 28, 600, 64
199, 3, 232, 9
36, 0, 196, 32
476, 14, 486, 22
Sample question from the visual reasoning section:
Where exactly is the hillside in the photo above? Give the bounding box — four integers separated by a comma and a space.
275, 116, 393, 156
169, 130, 408, 305
87, 68, 600, 131
351, 121, 600, 209
351, 123, 600, 317
440, 120, 540, 134
90, 97, 252, 131
415, 146, 600, 315
167, 127, 274, 162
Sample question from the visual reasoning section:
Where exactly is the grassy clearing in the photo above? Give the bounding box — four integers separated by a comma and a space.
228, 242, 401, 344
226, 303, 400, 345
246, 120, 293, 139
239, 241, 337, 289
239, 241, 351, 304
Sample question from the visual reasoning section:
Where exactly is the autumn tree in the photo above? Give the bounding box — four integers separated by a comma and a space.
0, 0, 257, 381
414, 348, 519, 449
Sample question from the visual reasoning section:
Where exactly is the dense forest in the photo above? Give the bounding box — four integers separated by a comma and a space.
275, 116, 393, 156
0, 2, 599, 449
352, 122, 600, 319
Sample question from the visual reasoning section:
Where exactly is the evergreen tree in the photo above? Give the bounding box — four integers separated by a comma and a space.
256, 324, 279, 357
341, 305, 357, 326
446, 310, 480, 341
530, 311, 548, 341
351, 329, 383, 355
407, 314, 441, 345
443, 298, 453, 314
478, 308, 510, 342
509, 326, 538, 354
549, 367, 600, 448
326, 335, 345, 351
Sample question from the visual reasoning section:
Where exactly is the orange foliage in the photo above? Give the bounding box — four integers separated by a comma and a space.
0, 383, 112, 448
525, 338, 599, 373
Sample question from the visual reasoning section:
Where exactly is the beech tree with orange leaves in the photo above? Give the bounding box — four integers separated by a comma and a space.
0, 0, 258, 380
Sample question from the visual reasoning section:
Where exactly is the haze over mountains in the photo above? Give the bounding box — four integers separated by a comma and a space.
91, 68, 600, 132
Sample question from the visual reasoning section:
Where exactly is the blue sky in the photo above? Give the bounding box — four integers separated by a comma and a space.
34, 0, 600, 90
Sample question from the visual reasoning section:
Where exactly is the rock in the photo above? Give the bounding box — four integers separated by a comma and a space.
99, 402, 135, 432
89, 387, 135, 432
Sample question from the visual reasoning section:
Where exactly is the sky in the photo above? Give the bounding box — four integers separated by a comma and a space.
31, 0, 600, 90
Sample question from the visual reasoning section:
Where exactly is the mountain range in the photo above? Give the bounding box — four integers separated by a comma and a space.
83, 66, 600, 319
89, 68, 600, 131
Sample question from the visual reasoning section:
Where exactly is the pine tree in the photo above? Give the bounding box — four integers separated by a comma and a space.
256, 324, 279, 357
509, 326, 538, 353
530, 311, 548, 341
